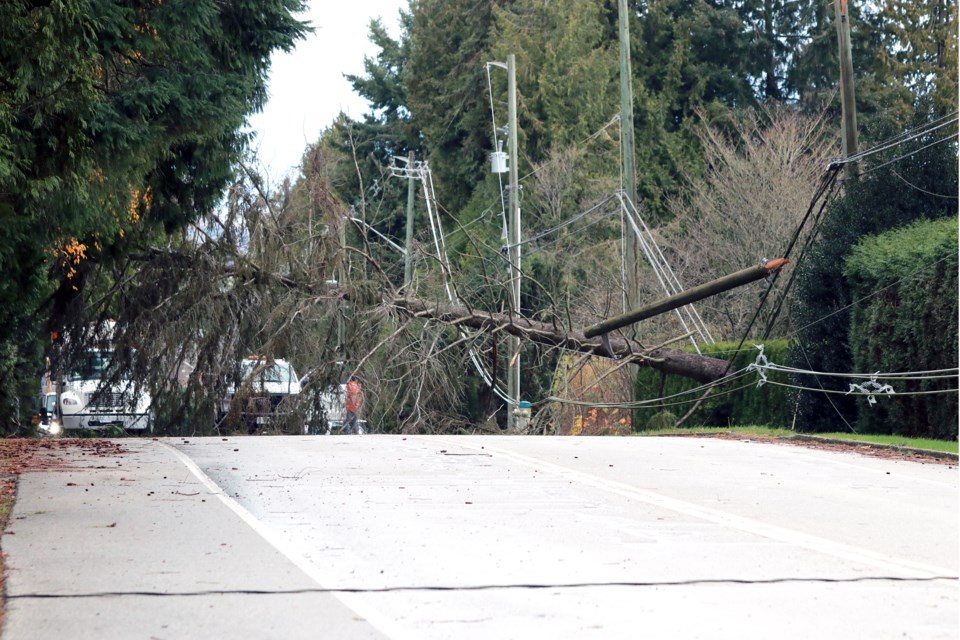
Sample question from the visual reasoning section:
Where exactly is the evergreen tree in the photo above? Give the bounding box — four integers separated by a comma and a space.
869, 0, 958, 119
338, 13, 422, 287
733, 0, 806, 100
492, 0, 619, 157
405, 0, 502, 214
344, 14, 420, 163
0, 0, 308, 432
786, 0, 839, 106
630, 0, 756, 220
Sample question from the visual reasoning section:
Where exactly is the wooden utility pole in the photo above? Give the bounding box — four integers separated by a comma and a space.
403, 151, 416, 289
584, 259, 789, 339
389, 295, 732, 384
506, 53, 522, 431
618, 0, 641, 414
834, 0, 859, 180
618, 0, 640, 313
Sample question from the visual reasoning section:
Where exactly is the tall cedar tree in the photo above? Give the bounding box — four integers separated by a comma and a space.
405, 0, 503, 215
0, 0, 308, 432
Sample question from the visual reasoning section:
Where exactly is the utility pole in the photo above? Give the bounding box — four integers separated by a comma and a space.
337, 214, 347, 352
584, 259, 789, 338
403, 151, 416, 289
834, 0, 859, 180
506, 53, 522, 431
618, 0, 640, 313
618, 0, 641, 414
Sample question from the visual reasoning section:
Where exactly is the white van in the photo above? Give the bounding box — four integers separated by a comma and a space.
35, 391, 62, 436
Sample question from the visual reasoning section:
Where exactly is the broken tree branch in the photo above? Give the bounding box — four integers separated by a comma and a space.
388, 295, 730, 383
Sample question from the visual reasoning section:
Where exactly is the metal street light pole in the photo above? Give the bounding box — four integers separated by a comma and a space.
404, 151, 416, 289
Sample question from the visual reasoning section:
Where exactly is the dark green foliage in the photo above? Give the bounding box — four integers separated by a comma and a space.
631, 0, 756, 221
790, 127, 958, 434
842, 217, 958, 439
736, 0, 804, 101
0, 0, 308, 433
405, 0, 501, 214
344, 14, 420, 163
634, 340, 795, 430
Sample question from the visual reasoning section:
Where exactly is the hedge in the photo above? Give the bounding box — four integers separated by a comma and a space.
788, 137, 958, 433
634, 339, 794, 430
842, 217, 958, 439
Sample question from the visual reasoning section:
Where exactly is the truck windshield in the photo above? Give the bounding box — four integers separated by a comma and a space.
68, 352, 112, 382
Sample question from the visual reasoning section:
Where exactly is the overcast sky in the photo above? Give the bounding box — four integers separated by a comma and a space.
246, 1, 407, 182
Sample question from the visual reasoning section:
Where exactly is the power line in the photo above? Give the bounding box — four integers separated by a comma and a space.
759, 168, 843, 339
856, 132, 959, 178
832, 113, 958, 167
759, 379, 957, 398
891, 168, 959, 199
743, 342, 958, 432
716, 165, 842, 368
748, 345, 958, 383
504, 194, 619, 249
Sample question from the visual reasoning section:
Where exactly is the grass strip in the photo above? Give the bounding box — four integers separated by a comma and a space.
639, 426, 958, 454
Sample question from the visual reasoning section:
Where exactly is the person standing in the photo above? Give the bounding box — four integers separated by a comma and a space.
345, 376, 364, 434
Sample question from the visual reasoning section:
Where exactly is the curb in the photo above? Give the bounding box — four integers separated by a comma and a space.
645, 431, 958, 463
782, 434, 959, 462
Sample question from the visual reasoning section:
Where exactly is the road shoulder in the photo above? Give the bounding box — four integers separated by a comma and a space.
1, 438, 386, 640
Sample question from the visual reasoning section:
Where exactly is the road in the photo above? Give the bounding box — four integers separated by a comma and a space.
3, 435, 957, 639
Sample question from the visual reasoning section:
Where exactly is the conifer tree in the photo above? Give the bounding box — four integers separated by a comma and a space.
0, 0, 308, 431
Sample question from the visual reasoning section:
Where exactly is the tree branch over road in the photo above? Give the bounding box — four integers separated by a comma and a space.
387, 294, 730, 383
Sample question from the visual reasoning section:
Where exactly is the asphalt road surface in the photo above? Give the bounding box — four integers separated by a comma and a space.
3, 435, 957, 639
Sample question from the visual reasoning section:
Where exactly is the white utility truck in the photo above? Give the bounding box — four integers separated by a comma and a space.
46, 325, 152, 433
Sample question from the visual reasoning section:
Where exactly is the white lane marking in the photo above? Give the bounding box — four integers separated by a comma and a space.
163, 442, 412, 640
425, 437, 956, 580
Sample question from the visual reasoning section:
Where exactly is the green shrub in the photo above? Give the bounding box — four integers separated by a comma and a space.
634, 339, 795, 430
842, 217, 958, 439
646, 410, 678, 430
789, 133, 958, 432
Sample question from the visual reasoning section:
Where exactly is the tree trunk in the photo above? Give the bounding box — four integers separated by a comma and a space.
389, 295, 730, 384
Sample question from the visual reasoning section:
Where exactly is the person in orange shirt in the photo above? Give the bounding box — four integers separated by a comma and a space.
345, 376, 364, 434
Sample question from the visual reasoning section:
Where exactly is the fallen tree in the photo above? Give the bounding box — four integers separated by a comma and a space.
388, 294, 731, 383
68, 157, 748, 434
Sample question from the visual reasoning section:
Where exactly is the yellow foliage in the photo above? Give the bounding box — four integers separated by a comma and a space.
552, 354, 633, 435
52, 184, 150, 279
571, 414, 584, 436
54, 238, 88, 281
